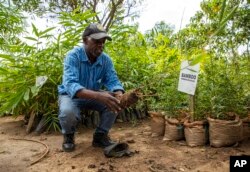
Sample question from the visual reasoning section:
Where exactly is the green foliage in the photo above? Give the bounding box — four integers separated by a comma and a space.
0, 8, 97, 131
204, 57, 248, 119
144, 29, 188, 114
0, 26, 62, 116
107, 24, 149, 90
11, 0, 144, 30
12, 0, 41, 12
44, 113, 60, 132
144, 21, 175, 47
176, 0, 249, 120
0, 1, 25, 50
0, 0, 249, 132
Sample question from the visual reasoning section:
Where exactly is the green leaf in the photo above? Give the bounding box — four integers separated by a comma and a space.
220, 5, 238, 24
24, 37, 38, 41
212, 5, 239, 37
0, 54, 15, 62
39, 27, 56, 36
0, 89, 26, 115
0, 67, 8, 73
40, 34, 53, 39
189, 53, 204, 66
59, 22, 75, 27
24, 88, 30, 101
48, 77, 57, 86
30, 85, 40, 97
31, 23, 39, 37
219, 0, 227, 23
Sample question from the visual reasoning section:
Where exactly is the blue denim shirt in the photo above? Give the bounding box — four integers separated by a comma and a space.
58, 46, 124, 98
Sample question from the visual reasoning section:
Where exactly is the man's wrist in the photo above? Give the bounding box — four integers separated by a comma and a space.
94, 91, 100, 100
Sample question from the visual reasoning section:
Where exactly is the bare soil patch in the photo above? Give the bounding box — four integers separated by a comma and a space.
0, 116, 249, 172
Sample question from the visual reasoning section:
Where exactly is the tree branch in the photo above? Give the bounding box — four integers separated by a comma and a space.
104, 0, 124, 31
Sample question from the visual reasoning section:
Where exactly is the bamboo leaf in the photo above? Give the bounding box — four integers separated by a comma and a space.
39, 27, 56, 36
0, 54, 15, 62
24, 37, 38, 41
58, 22, 75, 27
40, 35, 53, 39
0, 67, 8, 73
31, 23, 39, 37
220, 5, 239, 24
219, 0, 227, 23
0, 89, 26, 115
212, 5, 239, 37
49, 77, 57, 86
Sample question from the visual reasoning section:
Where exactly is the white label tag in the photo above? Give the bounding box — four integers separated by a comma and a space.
178, 60, 200, 95
36, 76, 48, 87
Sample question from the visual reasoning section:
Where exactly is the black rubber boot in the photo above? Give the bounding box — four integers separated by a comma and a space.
92, 132, 116, 148
62, 134, 75, 152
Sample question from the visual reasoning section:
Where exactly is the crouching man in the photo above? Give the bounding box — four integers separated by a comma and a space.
58, 23, 124, 152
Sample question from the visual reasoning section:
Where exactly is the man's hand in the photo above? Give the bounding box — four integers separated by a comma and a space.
113, 91, 123, 101
96, 91, 122, 113
76, 89, 123, 113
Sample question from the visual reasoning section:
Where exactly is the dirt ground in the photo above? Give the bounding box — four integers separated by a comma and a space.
0, 116, 249, 172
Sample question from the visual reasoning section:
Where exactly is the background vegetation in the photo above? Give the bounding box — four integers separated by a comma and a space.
0, 0, 249, 131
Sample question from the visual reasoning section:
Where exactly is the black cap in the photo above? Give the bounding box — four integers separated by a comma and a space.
82, 23, 112, 41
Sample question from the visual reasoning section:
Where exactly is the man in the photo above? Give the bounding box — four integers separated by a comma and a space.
58, 23, 124, 152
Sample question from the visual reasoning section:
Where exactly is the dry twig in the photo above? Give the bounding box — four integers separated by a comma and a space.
10, 138, 49, 166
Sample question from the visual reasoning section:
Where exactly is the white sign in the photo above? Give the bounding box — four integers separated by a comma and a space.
178, 60, 200, 95
36, 76, 48, 87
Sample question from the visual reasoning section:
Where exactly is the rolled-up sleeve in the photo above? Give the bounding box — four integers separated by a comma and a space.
103, 58, 124, 92
63, 52, 85, 98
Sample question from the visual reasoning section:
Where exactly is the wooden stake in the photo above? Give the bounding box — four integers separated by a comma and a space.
189, 95, 195, 122
26, 110, 35, 133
